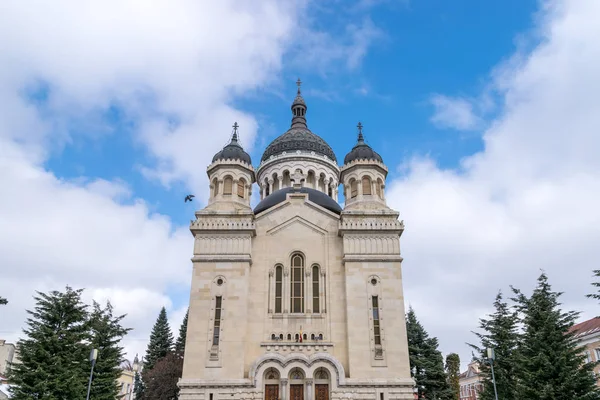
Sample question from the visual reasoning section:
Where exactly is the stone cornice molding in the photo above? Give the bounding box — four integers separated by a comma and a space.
190, 213, 256, 235
340, 159, 388, 178
207, 159, 256, 181
342, 254, 403, 263
257, 151, 340, 176
191, 254, 252, 264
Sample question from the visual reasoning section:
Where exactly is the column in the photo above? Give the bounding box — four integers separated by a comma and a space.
283, 267, 289, 313
278, 175, 284, 190
268, 179, 274, 195
281, 379, 288, 400
305, 267, 311, 314
218, 180, 224, 197
320, 270, 326, 313
306, 379, 313, 400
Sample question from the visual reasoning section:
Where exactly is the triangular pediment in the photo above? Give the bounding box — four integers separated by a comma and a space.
267, 215, 328, 236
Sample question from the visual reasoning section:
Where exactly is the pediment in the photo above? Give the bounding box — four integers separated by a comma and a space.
267, 215, 328, 236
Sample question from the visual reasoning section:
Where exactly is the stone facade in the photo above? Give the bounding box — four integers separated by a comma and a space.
571, 317, 600, 386
0, 340, 17, 377
179, 85, 415, 400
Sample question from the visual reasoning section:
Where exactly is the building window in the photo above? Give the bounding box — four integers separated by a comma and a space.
595, 348, 600, 361
362, 176, 372, 195
223, 177, 233, 195
290, 254, 305, 313
372, 296, 381, 345
213, 296, 222, 346
237, 179, 245, 198
586, 350, 593, 363
350, 179, 358, 198
312, 265, 320, 313
275, 265, 283, 313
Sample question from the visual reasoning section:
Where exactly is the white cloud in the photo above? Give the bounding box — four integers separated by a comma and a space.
429, 94, 482, 131
388, 0, 600, 368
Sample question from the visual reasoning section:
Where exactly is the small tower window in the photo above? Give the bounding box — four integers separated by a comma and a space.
362, 176, 372, 195
372, 296, 381, 345
350, 179, 358, 198
312, 265, 320, 313
290, 254, 305, 313
237, 179, 245, 198
213, 296, 223, 346
223, 177, 233, 195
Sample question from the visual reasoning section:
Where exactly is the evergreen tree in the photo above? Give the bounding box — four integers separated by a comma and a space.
175, 308, 189, 356
587, 269, 600, 304
144, 307, 174, 370
8, 286, 90, 399
141, 352, 183, 400
0, 296, 7, 305
468, 291, 519, 400
134, 370, 145, 399
406, 307, 453, 400
512, 272, 600, 400
445, 353, 460, 400
88, 301, 132, 400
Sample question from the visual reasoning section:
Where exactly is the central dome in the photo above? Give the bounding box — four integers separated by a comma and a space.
260, 79, 337, 163
261, 127, 337, 163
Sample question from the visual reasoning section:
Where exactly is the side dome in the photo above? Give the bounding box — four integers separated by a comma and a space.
343, 122, 382, 164
212, 123, 252, 165
254, 187, 342, 215
260, 79, 337, 163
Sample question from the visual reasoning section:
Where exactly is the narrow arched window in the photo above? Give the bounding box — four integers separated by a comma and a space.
237, 179, 245, 198
275, 265, 283, 314
290, 254, 304, 313
312, 265, 320, 313
362, 176, 372, 195
223, 177, 233, 195
350, 179, 358, 198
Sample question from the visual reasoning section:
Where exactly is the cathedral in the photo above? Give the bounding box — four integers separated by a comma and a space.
179, 82, 415, 400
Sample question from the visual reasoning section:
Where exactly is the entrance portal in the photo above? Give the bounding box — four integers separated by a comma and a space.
315, 384, 329, 400
290, 384, 304, 400
265, 385, 279, 400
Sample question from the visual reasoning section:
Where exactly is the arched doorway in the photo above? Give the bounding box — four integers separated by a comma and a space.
289, 368, 305, 400
264, 368, 280, 400
314, 368, 330, 400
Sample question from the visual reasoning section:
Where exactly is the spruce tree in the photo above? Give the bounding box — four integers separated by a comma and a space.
468, 291, 519, 400
144, 306, 174, 370
175, 308, 189, 356
587, 269, 600, 304
512, 272, 600, 400
134, 370, 145, 399
445, 353, 460, 400
406, 307, 453, 400
88, 301, 131, 400
8, 286, 89, 399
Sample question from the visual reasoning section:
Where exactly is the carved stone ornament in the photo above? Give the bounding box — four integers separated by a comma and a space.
305, 269, 311, 277
283, 267, 290, 277
269, 268, 275, 277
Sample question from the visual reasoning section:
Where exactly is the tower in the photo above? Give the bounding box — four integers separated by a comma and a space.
180, 82, 414, 400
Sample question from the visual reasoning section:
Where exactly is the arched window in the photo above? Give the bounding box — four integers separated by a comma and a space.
290, 254, 304, 313
237, 179, 245, 198
223, 177, 233, 195
312, 265, 320, 313
287, 333, 292, 340
350, 179, 358, 198
274, 265, 283, 314
362, 176, 372, 195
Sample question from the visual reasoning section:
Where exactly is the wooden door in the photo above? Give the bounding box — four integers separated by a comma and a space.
265, 384, 279, 400
315, 384, 329, 400
290, 384, 304, 400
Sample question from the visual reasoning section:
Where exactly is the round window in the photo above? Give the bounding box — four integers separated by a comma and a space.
371, 278, 377, 286
216, 278, 224, 286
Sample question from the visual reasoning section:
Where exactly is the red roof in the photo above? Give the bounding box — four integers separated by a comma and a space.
570, 317, 600, 338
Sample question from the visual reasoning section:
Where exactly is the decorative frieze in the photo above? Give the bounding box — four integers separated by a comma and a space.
193, 234, 253, 255
342, 234, 400, 255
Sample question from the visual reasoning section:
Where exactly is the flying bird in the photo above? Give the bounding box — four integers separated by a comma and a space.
184, 194, 195, 202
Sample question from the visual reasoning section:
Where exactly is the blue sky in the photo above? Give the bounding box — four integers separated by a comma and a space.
2, 0, 599, 370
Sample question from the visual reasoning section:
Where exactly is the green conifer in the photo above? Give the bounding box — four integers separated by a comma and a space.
512, 272, 600, 399
8, 286, 89, 399
406, 307, 453, 400
88, 301, 132, 400
468, 291, 519, 400
144, 306, 174, 370
445, 353, 460, 400
175, 308, 189, 357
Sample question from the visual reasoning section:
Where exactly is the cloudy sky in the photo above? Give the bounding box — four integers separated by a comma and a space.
1, 0, 599, 370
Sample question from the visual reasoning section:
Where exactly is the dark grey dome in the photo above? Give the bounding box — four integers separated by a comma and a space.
254, 187, 342, 215
261, 80, 337, 163
212, 130, 251, 165
343, 123, 382, 164
261, 127, 337, 163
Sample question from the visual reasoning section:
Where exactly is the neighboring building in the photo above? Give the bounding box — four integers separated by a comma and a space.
117, 355, 142, 400
570, 316, 600, 385
0, 340, 17, 377
459, 361, 483, 400
179, 82, 415, 400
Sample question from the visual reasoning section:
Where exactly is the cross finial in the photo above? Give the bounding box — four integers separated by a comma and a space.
296, 78, 302, 94
231, 122, 239, 141
357, 122, 364, 142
